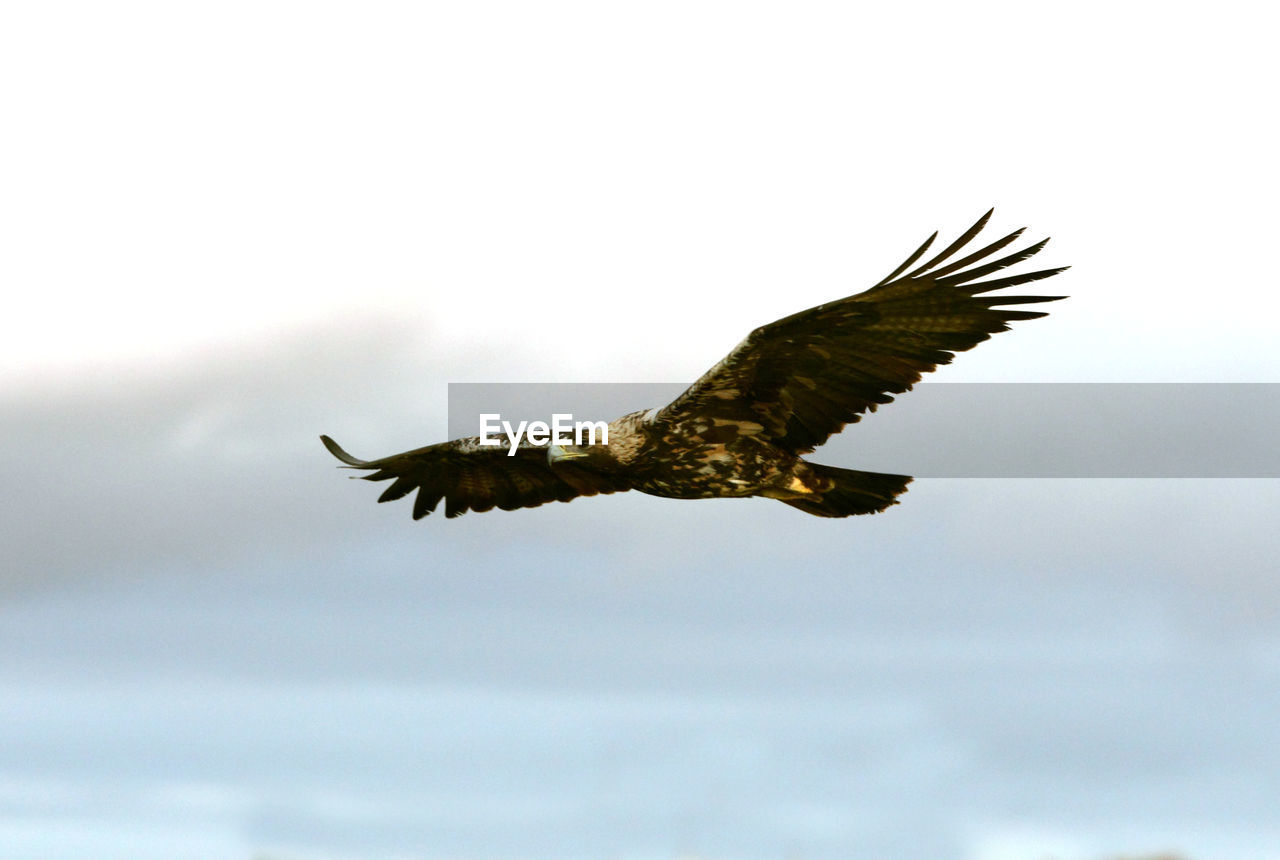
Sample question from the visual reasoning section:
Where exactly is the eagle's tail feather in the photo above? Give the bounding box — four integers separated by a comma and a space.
783, 464, 913, 518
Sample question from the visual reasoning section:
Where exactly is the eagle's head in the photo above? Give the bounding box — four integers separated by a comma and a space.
547, 441, 616, 471
547, 442, 593, 464
547, 443, 583, 462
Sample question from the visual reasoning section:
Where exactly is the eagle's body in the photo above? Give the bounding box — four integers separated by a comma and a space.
322, 209, 1067, 519
601, 410, 814, 500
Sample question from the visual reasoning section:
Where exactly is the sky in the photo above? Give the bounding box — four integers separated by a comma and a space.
2, 2, 1278, 858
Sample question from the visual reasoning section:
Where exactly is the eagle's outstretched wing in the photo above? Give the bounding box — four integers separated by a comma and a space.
320, 435, 627, 519
653, 209, 1068, 453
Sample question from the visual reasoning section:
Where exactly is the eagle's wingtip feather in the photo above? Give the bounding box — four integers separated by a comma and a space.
320, 434, 370, 467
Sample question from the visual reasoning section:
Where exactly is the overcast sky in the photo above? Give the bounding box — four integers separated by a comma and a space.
2, 2, 1278, 859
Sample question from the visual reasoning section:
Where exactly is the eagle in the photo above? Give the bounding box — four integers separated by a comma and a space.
321, 209, 1067, 519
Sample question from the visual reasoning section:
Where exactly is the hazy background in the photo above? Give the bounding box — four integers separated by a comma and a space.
2, 2, 1278, 858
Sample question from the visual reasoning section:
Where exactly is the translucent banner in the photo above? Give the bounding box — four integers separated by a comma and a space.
447, 383, 1280, 478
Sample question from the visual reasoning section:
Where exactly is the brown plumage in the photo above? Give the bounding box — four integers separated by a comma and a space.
321, 209, 1067, 519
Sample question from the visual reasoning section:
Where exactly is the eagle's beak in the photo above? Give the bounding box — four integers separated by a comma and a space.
548, 444, 589, 463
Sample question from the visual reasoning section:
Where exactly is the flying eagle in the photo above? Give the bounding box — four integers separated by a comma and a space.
321, 209, 1067, 519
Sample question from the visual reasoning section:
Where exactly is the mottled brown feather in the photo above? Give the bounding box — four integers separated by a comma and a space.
654, 211, 1068, 453
320, 435, 626, 519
